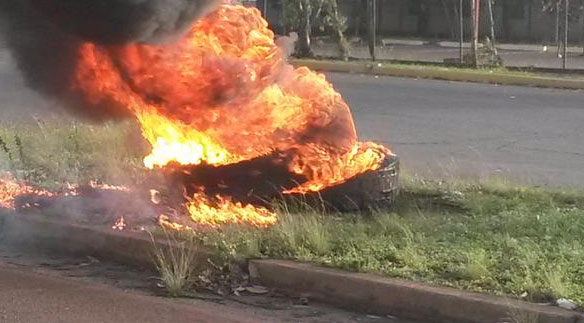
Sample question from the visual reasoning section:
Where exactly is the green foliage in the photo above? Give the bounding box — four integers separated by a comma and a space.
151, 230, 202, 297
280, 0, 349, 58
0, 120, 147, 188
187, 176, 584, 305
4, 120, 584, 305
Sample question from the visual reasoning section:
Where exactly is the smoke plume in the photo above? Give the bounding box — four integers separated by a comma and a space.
0, 0, 220, 120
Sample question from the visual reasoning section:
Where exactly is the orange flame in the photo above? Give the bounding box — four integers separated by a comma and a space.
72, 4, 392, 228
0, 173, 54, 209
158, 215, 191, 231
89, 181, 131, 192
186, 194, 277, 228
112, 216, 127, 231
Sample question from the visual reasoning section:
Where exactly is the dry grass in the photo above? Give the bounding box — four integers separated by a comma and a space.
150, 230, 201, 297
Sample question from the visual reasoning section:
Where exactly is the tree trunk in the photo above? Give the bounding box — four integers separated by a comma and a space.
336, 28, 349, 61
281, 1, 288, 35
297, 1, 313, 57
329, 0, 349, 60
486, 0, 497, 55
368, 0, 377, 60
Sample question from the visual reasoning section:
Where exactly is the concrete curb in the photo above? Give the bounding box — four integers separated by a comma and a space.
291, 59, 584, 90
2, 212, 583, 323
249, 260, 584, 323
0, 212, 177, 269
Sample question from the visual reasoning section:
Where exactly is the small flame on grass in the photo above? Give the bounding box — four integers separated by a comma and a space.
0, 173, 54, 209
112, 216, 127, 231
158, 215, 191, 231
150, 189, 162, 205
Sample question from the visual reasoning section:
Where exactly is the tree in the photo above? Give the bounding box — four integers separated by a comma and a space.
486, 0, 497, 53
322, 0, 350, 60
280, 0, 349, 59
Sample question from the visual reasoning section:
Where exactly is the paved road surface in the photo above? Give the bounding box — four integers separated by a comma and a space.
0, 248, 415, 323
327, 72, 584, 187
1, 49, 583, 187
0, 267, 267, 323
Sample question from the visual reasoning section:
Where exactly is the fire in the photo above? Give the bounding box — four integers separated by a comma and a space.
0, 173, 53, 209
72, 4, 392, 228
158, 215, 191, 231
112, 216, 127, 231
186, 194, 276, 228
88, 181, 131, 192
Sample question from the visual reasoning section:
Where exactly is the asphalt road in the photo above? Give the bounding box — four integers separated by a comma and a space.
0, 248, 415, 323
1, 49, 583, 187
0, 266, 265, 323
328, 72, 584, 187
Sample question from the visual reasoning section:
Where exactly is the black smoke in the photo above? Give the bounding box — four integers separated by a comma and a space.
0, 0, 220, 120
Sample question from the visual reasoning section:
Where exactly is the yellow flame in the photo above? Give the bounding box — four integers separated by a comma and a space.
186, 193, 277, 228
137, 109, 242, 169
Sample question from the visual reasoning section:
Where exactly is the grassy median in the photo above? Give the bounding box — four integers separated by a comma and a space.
2, 121, 584, 304
194, 177, 584, 305
292, 58, 584, 90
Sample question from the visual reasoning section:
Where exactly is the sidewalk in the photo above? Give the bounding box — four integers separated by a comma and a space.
380, 38, 583, 53
312, 39, 584, 70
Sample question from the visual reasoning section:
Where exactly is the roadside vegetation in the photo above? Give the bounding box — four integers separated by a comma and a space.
189, 176, 584, 305
1, 121, 584, 305
0, 120, 146, 189
291, 58, 584, 82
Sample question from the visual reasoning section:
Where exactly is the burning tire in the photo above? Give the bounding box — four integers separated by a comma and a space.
299, 155, 400, 212
166, 154, 399, 213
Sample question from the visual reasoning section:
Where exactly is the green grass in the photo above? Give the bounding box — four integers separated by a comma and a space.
292, 58, 584, 82
0, 120, 147, 188
150, 230, 203, 297
190, 176, 584, 305
2, 120, 584, 305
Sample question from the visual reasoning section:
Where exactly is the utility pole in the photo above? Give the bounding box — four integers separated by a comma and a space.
459, 0, 464, 64
263, 0, 268, 18
369, 0, 377, 61
563, 0, 569, 69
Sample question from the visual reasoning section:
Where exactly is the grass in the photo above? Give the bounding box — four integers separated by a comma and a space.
150, 230, 201, 297
291, 58, 584, 83
189, 176, 584, 305
2, 120, 584, 305
0, 120, 147, 188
